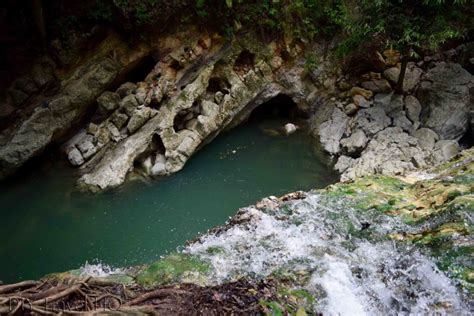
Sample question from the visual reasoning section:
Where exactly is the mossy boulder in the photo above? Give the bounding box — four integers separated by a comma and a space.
136, 253, 211, 288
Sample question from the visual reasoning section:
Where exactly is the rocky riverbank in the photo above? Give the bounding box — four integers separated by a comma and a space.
1, 25, 472, 192
0, 148, 471, 314
313, 48, 474, 182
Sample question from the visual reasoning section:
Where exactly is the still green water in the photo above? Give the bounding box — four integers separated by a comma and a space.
0, 118, 337, 283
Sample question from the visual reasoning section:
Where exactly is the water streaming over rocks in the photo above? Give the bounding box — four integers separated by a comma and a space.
186, 192, 471, 314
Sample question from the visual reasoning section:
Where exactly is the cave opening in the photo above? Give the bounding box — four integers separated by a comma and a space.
248, 94, 299, 122
109, 54, 157, 92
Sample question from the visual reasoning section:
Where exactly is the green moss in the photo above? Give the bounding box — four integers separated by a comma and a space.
205, 246, 225, 255
136, 253, 211, 287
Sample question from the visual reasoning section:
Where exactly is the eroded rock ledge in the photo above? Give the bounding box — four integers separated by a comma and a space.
60, 32, 335, 192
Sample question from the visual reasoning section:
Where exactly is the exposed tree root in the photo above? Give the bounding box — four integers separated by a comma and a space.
0, 277, 286, 314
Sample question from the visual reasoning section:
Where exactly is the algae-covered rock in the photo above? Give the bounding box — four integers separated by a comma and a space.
136, 253, 211, 287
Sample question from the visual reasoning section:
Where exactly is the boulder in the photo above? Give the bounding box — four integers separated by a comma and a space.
284, 123, 298, 135
404, 95, 422, 123
392, 111, 413, 133
127, 107, 152, 134
110, 111, 129, 129
354, 106, 391, 137
361, 79, 392, 93
383, 49, 400, 66
135, 87, 147, 105
374, 93, 403, 118
434, 140, 459, 162
116, 82, 137, 98
343, 103, 358, 116
67, 147, 85, 166
340, 130, 368, 156
340, 127, 433, 181
318, 107, 350, 155
151, 154, 167, 176
402, 62, 423, 93
335, 155, 356, 174
352, 94, 371, 108
77, 135, 97, 159
413, 128, 439, 151
347, 87, 373, 100
120, 94, 140, 117
383, 67, 400, 84
418, 63, 474, 140
97, 91, 121, 112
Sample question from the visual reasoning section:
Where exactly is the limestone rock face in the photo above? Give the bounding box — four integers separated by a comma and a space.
0, 32, 146, 180
402, 62, 423, 93
413, 128, 439, 150
317, 107, 349, 155
353, 107, 391, 137
340, 130, 368, 156
127, 107, 153, 134
71, 32, 326, 192
404, 95, 422, 123
418, 63, 474, 140
434, 140, 460, 162
340, 127, 433, 181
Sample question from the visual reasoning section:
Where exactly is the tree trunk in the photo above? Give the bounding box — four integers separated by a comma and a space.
395, 55, 409, 94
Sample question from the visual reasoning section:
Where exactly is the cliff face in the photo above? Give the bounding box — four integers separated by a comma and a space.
0, 27, 340, 191
0, 26, 472, 191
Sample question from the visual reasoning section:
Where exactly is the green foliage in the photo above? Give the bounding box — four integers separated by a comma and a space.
329, 0, 473, 57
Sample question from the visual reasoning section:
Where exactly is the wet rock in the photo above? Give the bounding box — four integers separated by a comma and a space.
318, 107, 349, 155
97, 91, 121, 112
418, 63, 474, 140
116, 82, 137, 98
354, 106, 391, 137
404, 95, 422, 123
284, 123, 298, 135
361, 79, 392, 93
67, 147, 84, 166
341, 130, 368, 156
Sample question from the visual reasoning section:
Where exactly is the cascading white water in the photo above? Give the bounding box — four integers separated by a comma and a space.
186, 193, 470, 314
